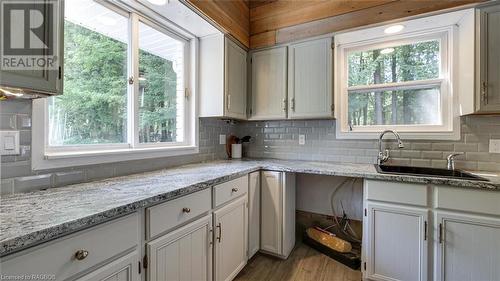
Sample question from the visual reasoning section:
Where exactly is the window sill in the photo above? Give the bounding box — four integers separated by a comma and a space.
32, 145, 199, 170
335, 129, 460, 140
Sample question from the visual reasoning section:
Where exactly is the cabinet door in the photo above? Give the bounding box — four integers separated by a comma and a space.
225, 38, 247, 119
250, 47, 287, 120
434, 212, 500, 281
248, 171, 260, 258
214, 196, 248, 281
288, 37, 333, 119
365, 202, 428, 281
260, 171, 283, 255
0, 0, 62, 94
477, 4, 500, 113
75, 251, 139, 281
147, 215, 213, 281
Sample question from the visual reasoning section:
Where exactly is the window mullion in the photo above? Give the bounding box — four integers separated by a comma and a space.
347, 79, 443, 94
128, 13, 140, 148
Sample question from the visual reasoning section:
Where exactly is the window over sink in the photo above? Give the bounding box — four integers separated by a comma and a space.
334, 10, 474, 140
32, 0, 197, 169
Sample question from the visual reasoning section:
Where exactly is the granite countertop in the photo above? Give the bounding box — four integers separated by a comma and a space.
1, 158, 499, 257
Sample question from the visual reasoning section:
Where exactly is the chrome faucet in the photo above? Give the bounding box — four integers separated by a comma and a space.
447, 153, 464, 170
377, 130, 405, 165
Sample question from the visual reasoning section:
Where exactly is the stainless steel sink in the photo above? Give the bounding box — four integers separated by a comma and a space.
375, 165, 489, 181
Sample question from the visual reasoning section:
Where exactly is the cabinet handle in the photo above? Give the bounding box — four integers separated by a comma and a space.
182, 207, 191, 213
482, 81, 488, 105
282, 98, 287, 112
227, 94, 231, 110
424, 221, 427, 241
74, 249, 89, 261
209, 228, 213, 245
439, 223, 443, 244
231, 187, 239, 193
291, 98, 295, 111
216, 223, 222, 243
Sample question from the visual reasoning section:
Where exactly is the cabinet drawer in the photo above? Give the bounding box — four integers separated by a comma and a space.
147, 188, 211, 239
0, 214, 138, 281
365, 180, 429, 206
213, 175, 248, 208
435, 185, 500, 216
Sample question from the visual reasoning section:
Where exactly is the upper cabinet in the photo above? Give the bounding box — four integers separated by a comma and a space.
288, 38, 333, 119
0, 0, 63, 95
249, 37, 333, 120
476, 3, 500, 113
200, 34, 248, 120
250, 46, 288, 120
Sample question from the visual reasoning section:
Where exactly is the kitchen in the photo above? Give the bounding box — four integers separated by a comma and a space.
0, 0, 499, 280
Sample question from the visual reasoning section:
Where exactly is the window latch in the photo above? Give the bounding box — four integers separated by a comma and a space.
128, 76, 134, 85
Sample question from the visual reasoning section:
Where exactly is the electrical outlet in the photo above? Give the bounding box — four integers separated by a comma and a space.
489, 139, 500, 153
219, 134, 226, 145
299, 135, 306, 145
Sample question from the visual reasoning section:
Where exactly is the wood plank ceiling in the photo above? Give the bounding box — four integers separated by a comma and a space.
187, 0, 486, 50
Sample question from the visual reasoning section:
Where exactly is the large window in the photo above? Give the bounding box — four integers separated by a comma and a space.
33, 0, 195, 169
334, 12, 467, 139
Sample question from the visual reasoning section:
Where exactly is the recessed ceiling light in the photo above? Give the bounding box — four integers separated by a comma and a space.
97, 16, 117, 26
384, 25, 405, 34
146, 0, 167, 5
381, 48, 395, 54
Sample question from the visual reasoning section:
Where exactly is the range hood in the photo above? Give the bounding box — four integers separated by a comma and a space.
0, 86, 54, 100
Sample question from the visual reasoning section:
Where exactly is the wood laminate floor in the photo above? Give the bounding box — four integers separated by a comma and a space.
234, 243, 362, 281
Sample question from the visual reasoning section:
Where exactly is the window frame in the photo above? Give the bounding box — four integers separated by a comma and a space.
335, 21, 461, 140
32, 1, 199, 170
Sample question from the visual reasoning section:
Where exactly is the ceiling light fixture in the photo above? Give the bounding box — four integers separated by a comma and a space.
381, 48, 395, 54
146, 0, 167, 5
384, 24, 405, 34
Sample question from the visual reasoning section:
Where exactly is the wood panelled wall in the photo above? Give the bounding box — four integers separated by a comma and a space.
185, 0, 485, 50
186, 0, 250, 48
249, 0, 484, 49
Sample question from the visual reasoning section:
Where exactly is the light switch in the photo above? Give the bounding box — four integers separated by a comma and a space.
219, 134, 226, 145
0, 131, 20, 155
299, 135, 306, 145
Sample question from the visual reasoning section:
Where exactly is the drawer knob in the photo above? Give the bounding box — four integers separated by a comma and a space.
74, 249, 89, 260
231, 188, 239, 192
182, 207, 191, 213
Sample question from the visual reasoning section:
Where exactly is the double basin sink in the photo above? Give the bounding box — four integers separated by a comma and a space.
375, 165, 489, 181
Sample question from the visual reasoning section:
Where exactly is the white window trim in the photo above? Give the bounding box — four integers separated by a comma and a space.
333, 10, 473, 140
32, 2, 199, 170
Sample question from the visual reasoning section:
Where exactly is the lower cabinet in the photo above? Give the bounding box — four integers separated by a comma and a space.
260, 171, 296, 259
213, 195, 248, 281
76, 251, 139, 281
365, 202, 428, 281
434, 212, 500, 281
147, 214, 213, 281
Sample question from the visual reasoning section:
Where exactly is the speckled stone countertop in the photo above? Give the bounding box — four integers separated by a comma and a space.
1, 158, 499, 257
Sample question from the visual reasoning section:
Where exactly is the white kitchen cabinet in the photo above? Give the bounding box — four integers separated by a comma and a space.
476, 3, 500, 113
260, 171, 295, 259
199, 34, 247, 119
75, 251, 139, 281
213, 196, 248, 281
250, 47, 288, 120
0, 0, 63, 94
434, 212, 500, 281
147, 214, 213, 281
248, 171, 260, 258
288, 37, 333, 119
365, 202, 429, 281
